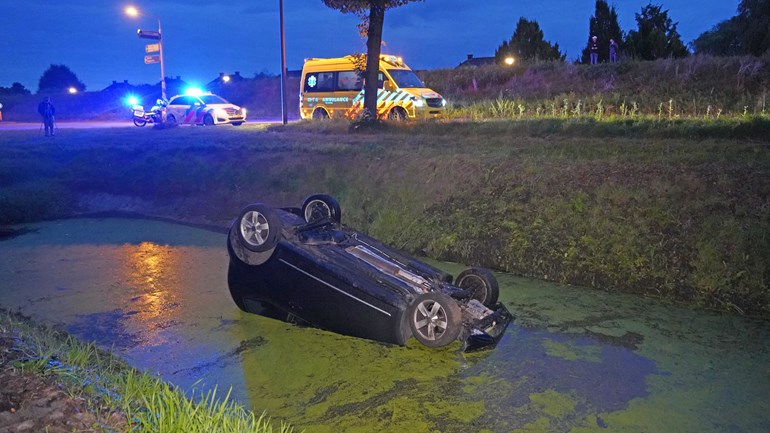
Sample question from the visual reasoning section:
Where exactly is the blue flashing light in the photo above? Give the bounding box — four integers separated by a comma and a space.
126, 95, 139, 106
185, 87, 204, 96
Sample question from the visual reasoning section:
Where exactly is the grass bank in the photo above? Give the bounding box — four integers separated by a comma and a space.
0, 118, 768, 316
0, 309, 293, 433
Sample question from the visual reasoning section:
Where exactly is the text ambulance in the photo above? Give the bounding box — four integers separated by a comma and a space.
299, 55, 445, 120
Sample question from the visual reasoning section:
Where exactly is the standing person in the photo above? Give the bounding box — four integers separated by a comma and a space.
38, 97, 56, 136
589, 36, 599, 65
609, 39, 618, 63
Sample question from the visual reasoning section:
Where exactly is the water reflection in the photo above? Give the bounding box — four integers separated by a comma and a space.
124, 241, 181, 329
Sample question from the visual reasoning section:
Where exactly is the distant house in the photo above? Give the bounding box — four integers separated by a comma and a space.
207, 71, 246, 90
457, 54, 495, 68
102, 80, 141, 93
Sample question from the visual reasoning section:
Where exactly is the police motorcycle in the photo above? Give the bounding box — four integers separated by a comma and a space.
132, 98, 167, 127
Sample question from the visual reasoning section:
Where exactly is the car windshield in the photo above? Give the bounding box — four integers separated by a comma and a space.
199, 95, 228, 104
387, 69, 425, 88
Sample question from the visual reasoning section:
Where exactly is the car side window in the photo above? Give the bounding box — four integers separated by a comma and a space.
337, 71, 362, 91
305, 72, 335, 93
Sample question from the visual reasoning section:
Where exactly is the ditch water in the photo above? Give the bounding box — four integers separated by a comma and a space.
0, 217, 768, 432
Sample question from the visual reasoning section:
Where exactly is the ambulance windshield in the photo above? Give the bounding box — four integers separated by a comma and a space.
388, 69, 425, 88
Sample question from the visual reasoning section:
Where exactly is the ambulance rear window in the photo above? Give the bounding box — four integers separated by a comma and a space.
305, 72, 335, 92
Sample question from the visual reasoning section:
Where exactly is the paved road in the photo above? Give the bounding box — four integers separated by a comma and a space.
0, 121, 133, 131
0, 119, 289, 131
1, 217, 769, 433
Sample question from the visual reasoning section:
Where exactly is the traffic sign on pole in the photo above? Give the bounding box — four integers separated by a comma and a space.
137, 29, 161, 40
144, 55, 161, 64
145, 43, 160, 53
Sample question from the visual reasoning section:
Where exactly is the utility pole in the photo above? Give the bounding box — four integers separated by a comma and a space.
279, 0, 288, 125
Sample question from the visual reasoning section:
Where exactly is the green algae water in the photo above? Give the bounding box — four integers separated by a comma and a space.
0, 218, 768, 432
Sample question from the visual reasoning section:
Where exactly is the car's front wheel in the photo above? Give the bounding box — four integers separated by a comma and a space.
388, 107, 407, 121
203, 113, 215, 126
237, 203, 282, 253
165, 114, 178, 128
456, 267, 499, 307
408, 293, 461, 348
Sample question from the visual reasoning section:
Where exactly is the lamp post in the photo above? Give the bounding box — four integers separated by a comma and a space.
279, 0, 288, 125
126, 6, 167, 101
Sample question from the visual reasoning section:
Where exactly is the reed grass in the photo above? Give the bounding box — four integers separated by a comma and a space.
2, 310, 294, 433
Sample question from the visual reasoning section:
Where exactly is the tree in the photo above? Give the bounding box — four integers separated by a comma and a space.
693, 0, 770, 56
624, 3, 688, 60
0, 82, 31, 96
693, 17, 743, 56
321, 0, 424, 121
37, 64, 86, 94
495, 17, 565, 64
737, 0, 770, 55
580, 0, 623, 63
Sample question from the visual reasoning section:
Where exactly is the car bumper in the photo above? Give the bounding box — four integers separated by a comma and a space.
460, 304, 513, 352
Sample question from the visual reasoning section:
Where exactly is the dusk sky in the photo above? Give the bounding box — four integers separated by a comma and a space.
2, 1, 740, 92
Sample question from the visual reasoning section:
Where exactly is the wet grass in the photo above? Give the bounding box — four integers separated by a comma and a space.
1, 309, 294, 433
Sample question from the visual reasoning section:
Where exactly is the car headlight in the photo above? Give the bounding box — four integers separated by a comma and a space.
215, 109, 228, 118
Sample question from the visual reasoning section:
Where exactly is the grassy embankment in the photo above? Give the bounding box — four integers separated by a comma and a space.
0, 115, 768, 317
0, 309, 293, 432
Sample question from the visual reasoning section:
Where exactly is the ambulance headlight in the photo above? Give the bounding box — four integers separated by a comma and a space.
413, 97, 425, 108
442, 99, 447, 107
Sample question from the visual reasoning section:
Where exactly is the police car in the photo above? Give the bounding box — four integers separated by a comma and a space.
165, 91, 246, 127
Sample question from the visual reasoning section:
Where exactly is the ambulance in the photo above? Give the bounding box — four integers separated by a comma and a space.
299, 54, 445, 120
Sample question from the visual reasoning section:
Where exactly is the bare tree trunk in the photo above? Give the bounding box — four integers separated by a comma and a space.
363, 2, 385, 120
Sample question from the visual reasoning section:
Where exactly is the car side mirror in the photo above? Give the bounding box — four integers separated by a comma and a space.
384, 80, 396, 91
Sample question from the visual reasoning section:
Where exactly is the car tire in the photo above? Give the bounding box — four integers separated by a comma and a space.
133, 118, 147, 127
408, 293, 462, 347
312, 108, 329, 120
165, 114, 178, 128
302, 194, 341, 224
203, 114, 215, 126
237, 203, 282, 253
388, 107, 407, 121
232, 122, 243, 126
455, 267, 499, 307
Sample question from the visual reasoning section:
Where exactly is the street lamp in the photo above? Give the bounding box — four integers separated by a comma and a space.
125, 5, 167, 101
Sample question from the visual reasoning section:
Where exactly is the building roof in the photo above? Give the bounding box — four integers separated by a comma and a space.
457, 54, 495, 68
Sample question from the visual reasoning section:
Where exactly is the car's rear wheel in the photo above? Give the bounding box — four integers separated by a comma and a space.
203, 113, 215, 126
312, 108, 329, 120
408, 293, 461, 347
237, 203, 282, 252
302, 194, 341, 224
232, 122, 243, 126
456, 267, 499, 307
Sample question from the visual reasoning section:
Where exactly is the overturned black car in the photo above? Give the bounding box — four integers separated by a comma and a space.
226, 195, 512, 351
